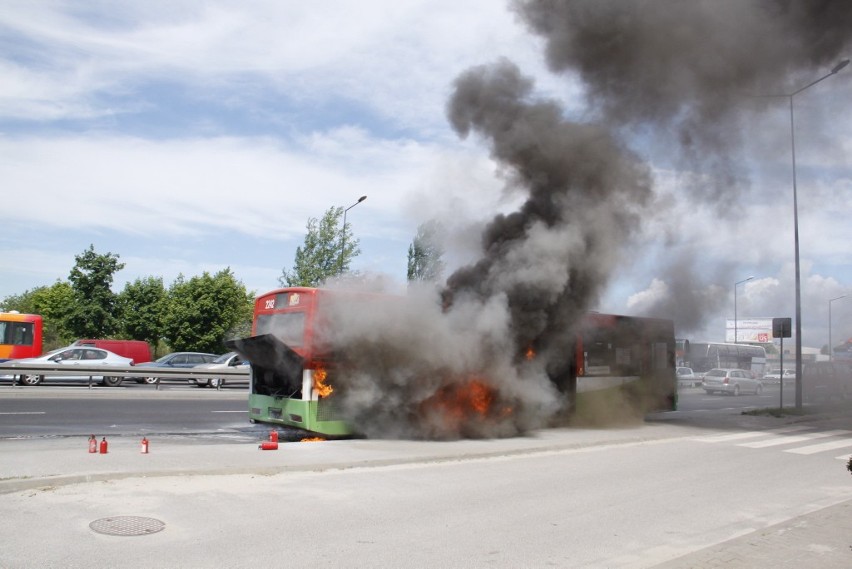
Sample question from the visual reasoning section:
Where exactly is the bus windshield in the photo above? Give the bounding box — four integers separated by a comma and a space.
256, 312, 306, 347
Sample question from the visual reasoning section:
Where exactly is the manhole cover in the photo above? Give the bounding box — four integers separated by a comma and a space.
89, 516, 165, 536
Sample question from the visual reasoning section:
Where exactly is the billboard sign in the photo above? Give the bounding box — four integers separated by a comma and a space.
726, 318, 774, 343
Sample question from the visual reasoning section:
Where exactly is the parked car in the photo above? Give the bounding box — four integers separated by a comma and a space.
764, 368, 795, 384
677, 367, 699, 387
703, 368, 763, 396
12, 345, 133, 387
133, 352, 218, 384
189, 352, 249, 388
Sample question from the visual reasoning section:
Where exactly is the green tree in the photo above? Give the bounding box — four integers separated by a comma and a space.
161, 269, 254, 353
117, 276, 166, 348
65, 245, 125, 339
407, 220, 445, 282
279, 206, 360, 287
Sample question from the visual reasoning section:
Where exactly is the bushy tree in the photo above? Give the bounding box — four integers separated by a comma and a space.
117, 276, 166, 348
161, 269, 254, 353
65, 245, 125, 339
280, 206, 360, 287
407, 220, 445, 282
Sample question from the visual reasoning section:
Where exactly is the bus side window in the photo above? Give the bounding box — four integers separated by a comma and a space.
12, 323, 33, 346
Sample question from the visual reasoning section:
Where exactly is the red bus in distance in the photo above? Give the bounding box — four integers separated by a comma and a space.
0, 312, 43, 362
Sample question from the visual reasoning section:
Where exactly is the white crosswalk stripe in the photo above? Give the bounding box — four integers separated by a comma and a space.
694, 426, 814, 443
695, 427, 852, 457
739, 430, 850, 448
785, 436, 852, 455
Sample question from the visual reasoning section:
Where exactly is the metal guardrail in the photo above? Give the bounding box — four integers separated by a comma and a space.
0, 362, 249, 389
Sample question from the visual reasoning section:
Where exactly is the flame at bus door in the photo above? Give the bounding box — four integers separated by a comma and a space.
312, 366, 333, 398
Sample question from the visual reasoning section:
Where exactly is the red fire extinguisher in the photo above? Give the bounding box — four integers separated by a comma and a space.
141, 437, 149, 454
99, 437, 108, 454
259, 441, 279, 450
269, 430, 278, 443
88, 434, 97, 454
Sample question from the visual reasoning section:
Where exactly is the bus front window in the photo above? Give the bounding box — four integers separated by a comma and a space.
256, 312, 306, 347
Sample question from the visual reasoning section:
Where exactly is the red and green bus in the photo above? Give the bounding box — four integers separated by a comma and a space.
228, 287, 676, 437
0, 312, 43, 362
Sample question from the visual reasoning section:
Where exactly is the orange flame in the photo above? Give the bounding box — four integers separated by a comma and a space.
300, 437, 326, 442
431, 378, 495, 419
313, 366, 333, 397
524, 346, 535, 361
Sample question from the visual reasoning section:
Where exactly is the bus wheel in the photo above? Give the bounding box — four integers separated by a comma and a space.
19, 374, 43, 386
102, 376, 123, 387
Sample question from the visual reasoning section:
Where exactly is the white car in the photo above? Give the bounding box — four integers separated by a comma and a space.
764, 369, 795, 384
12, 346, 134, 387
677, 367, 699, 387
189, 352, 249, 388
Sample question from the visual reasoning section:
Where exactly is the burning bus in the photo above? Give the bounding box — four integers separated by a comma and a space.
227, 287, 676, 439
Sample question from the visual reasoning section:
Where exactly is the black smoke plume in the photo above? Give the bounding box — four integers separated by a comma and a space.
507, 0, 852, 332
312, 1, 852, 438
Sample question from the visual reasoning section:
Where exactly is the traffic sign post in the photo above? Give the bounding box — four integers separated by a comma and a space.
773, 318, 792, 409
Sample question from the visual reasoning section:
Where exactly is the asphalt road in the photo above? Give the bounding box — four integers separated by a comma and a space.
0, 385, 797, 441
0, 387, 251, 439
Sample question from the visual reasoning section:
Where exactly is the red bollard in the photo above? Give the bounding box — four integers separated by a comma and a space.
258, 441, 279, 450
141, 437, 149, 454
88, 434, 97, 453
269, 430, 278, 443
99, 437, 108, 454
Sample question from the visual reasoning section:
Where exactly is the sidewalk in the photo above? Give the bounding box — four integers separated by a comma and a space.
2, 406, 852, 568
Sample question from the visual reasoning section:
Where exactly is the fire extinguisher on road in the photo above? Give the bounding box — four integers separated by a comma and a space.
99, 437, 108, 454
141, 437, 149, 454
88, 434, 97, 453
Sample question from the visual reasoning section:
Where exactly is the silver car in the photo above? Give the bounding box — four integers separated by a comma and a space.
703, 368, 763, 396
12, 346, 134, 387
189, 352, 249, 388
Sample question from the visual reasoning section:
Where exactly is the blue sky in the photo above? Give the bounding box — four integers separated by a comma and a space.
1, 1, 851, 351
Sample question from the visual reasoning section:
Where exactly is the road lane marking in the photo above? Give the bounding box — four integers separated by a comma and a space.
211, 410, 246, 413
739, 429, 849, 448
0, 412, 46, 415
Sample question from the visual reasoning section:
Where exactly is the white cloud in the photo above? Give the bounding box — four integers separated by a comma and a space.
0, 1, 849, 353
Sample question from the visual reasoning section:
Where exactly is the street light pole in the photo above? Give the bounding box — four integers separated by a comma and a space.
734, 276, 754, 344
829, 295, 848, 362
783, 59, 848, 409
339, 195, 367, 274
